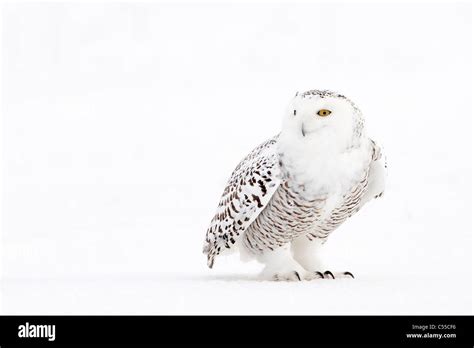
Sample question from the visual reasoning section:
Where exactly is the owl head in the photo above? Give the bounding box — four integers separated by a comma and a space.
282, 90, 364, 150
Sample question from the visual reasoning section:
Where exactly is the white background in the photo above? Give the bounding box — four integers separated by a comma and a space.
1, 2, 472, 314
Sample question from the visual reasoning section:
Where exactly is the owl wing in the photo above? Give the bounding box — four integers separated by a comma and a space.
360, 138, 387, 204
203, 135, 281, 268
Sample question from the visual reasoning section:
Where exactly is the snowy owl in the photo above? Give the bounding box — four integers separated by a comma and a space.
203, 90, 386, 281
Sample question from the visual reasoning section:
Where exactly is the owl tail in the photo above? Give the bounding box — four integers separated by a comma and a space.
207, 248, 217, 269
207, 254, 215, 269
202, 241, 216, 268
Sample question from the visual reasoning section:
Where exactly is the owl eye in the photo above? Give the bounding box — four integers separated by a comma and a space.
317, 109, 332, 117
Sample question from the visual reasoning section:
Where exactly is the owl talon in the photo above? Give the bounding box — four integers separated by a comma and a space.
343, 271, 355, 279
324, 271, 335, 279
315, 271, 324, 279
306, 270, 354, 280
293, 271, 301, 281
269, 270, 305, 281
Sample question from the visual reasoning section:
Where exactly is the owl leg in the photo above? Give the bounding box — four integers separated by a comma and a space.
291, 235, 326, 271
290, 235, 354, 280
256, 246, 310, 281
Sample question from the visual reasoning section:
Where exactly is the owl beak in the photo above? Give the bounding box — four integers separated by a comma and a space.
301, 124, 306, 137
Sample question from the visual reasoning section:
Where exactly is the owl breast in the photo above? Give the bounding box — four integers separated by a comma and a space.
242, 168, 370, 254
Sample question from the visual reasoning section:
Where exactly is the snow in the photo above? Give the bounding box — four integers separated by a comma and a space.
2, 273, 468, 315
1, 2, 472, 314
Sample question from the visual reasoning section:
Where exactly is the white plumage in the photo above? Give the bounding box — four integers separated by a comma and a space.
203, 90, 386, 281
